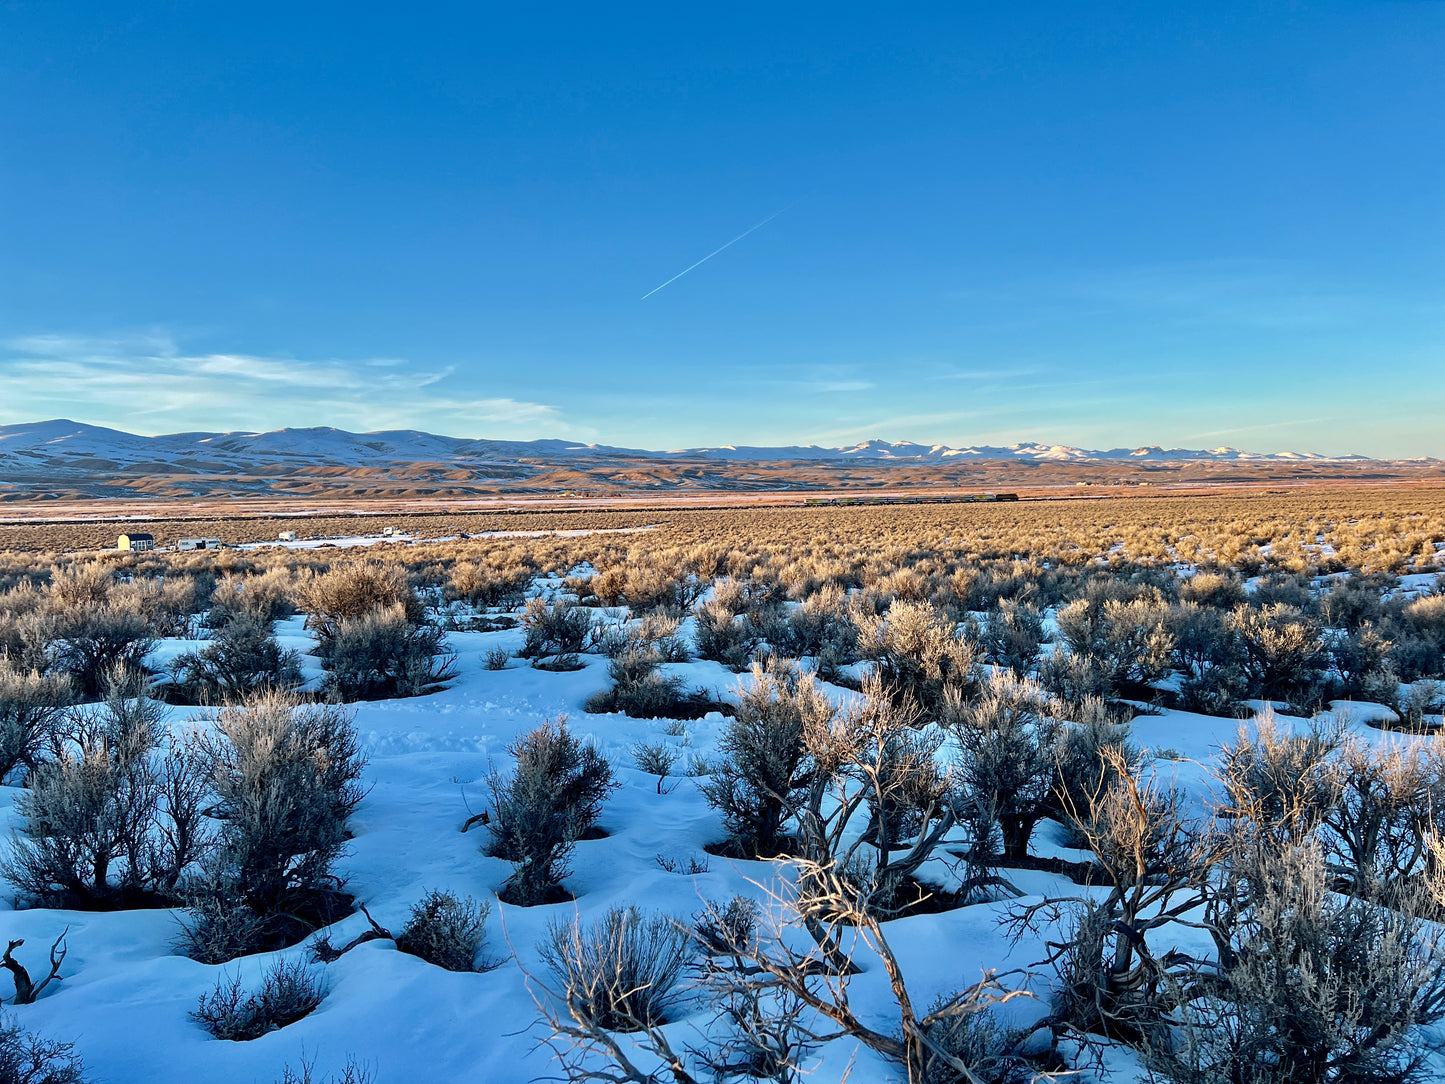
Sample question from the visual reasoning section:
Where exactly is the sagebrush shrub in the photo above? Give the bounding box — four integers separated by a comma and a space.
539, 907, 692, 1031
319, 604, 456, 700
181, 694, 365, 959
46, 603, 155, 698
450, 560, 531, 608
486, 717, 616, 905
1230, 604, 1328, 706
174, 615, 303, 701
920, 1003, 1033, 1084
191, 959, 325, 1041
856, 599, 978, 714
584, 647, 692, 718
0, 663, 72, 782
946, 672, 1061, 861
1054, 593, 1173, 695
1052, 697, 1137, 831
3, 680, 209, 908
768, 585, 858, 678
978, 601, 1045, 677
1218, 711, 1342, 838
299, 564, 423, 637
1160, 840, 1445, 1084
691, 598, 759, 670
518, 597, 592, 659
208, 568, 297, 627
395, 889, 491, 972
0, 1014, 86, 1084
44, 564, 113, 610
1178, 572, 1247, 610
1319, 738, 1445, 900
701, 662, 833, 858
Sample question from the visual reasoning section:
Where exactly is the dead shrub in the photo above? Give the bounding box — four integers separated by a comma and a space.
1013, 750, 1209, 1045
793, 675, 957, 915
274, 1056, 374, 1084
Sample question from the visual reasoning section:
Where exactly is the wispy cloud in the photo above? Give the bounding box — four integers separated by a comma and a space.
928, 365, 1046, 382
1, 332, 567, 437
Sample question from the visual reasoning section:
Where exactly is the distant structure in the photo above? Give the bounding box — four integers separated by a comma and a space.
177, 537, 223, 551
117, 532, 155, 552
278, 530, 298, 542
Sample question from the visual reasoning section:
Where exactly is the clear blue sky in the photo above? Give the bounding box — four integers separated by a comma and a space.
2, 2, 1442, 455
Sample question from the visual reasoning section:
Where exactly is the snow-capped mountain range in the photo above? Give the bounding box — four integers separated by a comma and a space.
0, 419, 1378, 468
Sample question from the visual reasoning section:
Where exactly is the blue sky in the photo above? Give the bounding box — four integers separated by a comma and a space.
2, 3, 1441, 455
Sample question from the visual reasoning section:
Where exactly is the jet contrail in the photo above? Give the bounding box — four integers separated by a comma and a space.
640, 207, 788, 300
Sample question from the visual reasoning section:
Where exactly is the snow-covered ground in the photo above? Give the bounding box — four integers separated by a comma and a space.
228, 524, 660, 552
2, 619, 1441, 1083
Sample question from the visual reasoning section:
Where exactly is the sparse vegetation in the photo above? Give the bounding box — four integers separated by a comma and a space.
3, 490, 1445, 1081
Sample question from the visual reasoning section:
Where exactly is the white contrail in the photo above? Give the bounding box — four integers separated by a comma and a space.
640, 207, 788, 300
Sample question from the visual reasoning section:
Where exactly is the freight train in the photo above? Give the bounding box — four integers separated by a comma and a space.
801, 492, 1019, 507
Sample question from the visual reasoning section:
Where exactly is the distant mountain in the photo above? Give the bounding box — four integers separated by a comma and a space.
0, 419, 1414, 505
0, 420, 1377, 467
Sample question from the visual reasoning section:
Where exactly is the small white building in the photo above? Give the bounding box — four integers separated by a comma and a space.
177, 537, 223, 551
278, 530, 298, 542
117, 533, 155, 552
